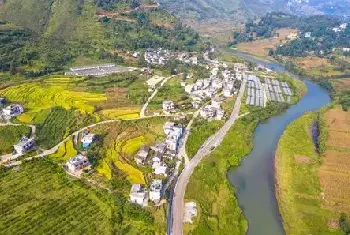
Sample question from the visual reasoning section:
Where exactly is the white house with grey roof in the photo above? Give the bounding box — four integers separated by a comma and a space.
130, 184, 148, 206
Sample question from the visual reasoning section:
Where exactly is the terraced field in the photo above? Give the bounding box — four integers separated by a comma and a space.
0, 77, 107, 123
92, 117, 168, 182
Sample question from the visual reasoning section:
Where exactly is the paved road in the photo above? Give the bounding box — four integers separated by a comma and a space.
140, 75, 177, 118
169, 75, 247, 235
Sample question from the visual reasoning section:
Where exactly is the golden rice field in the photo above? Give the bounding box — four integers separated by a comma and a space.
49, 139, 78, 162
101, 108, 140, 120
122, 136, 147, 154
97, 141, 145, 184
0, 78, 107, 123
319, 106, 350, 214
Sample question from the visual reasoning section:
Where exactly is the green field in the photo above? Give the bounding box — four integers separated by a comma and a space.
0, 125, 31, 154
186, 119, 224, 158
0, 159, 158, 235
148, 76, 191, 112
275, 113, 342, 235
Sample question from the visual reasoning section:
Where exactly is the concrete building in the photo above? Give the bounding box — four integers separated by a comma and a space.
13, 137, 34, 155
151, 142, 167, 154
2, 104, 24, 117
81, 133, 95, 148
66, 154, 91, 173
153, 162, 168, 176
135, 146, 150, 165
0, 97, 6, 105
184, 202, 198, 223
149, 180, 162, 202
129, 184, 148, 206
163, 100, 175, 112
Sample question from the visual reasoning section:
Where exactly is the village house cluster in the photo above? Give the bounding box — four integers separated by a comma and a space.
144, 48, 198, 66
66, 64, 135, 76
182, 63, 245, 120
130, 121, 184, 206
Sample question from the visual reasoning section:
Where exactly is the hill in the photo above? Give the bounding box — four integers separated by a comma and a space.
0, 0, 203, 75
158, 0, 350, 23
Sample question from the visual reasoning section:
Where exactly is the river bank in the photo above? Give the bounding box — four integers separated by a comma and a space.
226, 51, 331, 235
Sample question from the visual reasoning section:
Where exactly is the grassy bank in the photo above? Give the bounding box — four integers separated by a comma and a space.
275, 113, 342, 235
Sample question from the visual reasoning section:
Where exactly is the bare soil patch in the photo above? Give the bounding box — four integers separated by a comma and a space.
325, 106, 350, 132
331, 78, 350, 93
294, 155, 311, 164
294, 57, 331, 69
319, 107, 350, 214
326, 131, 350, 149
236, 28, 298, 57
328, 219, 339, 229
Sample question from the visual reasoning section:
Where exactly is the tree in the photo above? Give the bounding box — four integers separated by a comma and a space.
9, 61, 16, 75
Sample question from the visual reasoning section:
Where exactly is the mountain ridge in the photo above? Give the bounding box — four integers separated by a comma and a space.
157, 0, 350, 23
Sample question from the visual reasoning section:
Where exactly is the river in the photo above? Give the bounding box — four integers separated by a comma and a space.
227, 50, 331, 235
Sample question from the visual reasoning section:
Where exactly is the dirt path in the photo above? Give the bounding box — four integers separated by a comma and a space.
140, 75, 177, 118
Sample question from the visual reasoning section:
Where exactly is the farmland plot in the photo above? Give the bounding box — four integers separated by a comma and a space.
320, 107, 350, 215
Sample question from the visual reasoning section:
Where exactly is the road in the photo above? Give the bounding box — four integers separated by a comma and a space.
140, 75, 177, 118
169, 75, 247, 235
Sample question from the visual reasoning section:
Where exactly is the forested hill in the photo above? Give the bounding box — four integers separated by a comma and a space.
0, 0, 203, 75
157, 0, 350, 22
231, 12, 350, 57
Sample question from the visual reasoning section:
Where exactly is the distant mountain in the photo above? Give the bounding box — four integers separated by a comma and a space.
0, 0, 203, 74
157, 0, 350, 22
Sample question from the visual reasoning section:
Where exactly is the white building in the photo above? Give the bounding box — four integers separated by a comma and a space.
153, 162, 168, 176
163, 100, 175, 112
184, 202, 198, 223
223, 88, 233, 97
2, 104, 24, 117
81, 133, 95, 148
185, 84, 194, 93
163, 122, 175, 135
305, 32, 311, 38
135, 146, 150, 165
66, 154, 91, 173
13, 137, 34, 155
149, 179, 162, 202
130, 184, 148, 206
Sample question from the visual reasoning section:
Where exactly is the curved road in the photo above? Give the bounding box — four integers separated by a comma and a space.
170, 75, 247, 235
